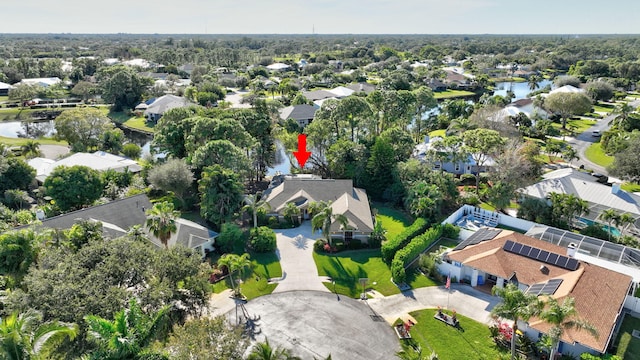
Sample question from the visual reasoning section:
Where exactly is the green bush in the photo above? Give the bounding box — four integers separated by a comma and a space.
313, 239, 327, 252
267, 216, 279, 229
391, 225, 444, 284
217, 223, 245, 253
580, 353, 621, 360
381, 218, 429, 263
249, 226, 277, 252
441, 223, 460, 239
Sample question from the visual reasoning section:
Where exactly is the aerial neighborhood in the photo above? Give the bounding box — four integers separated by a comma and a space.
3, 24, 640, 360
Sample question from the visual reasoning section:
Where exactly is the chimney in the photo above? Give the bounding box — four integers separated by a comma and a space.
567, 243, 577, 258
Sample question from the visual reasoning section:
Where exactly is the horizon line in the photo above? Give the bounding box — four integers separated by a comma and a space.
0, 32, 638, 36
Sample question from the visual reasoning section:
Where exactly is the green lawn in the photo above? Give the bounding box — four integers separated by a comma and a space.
211, 251, 282, 300
0, 136, 67, 146
314, 249, 438, 298
123, 116, 154, 133
0, 96, 8, 103
614, 314, 640, 360
433, 90, 476, 100
107, 110, 130, 124
622, 183, 640, 193
585, 143, 614, 167
404, 309, 507, 360
550, 118, 596, 134
592, 102, 615, 114
374, 205, 412, 241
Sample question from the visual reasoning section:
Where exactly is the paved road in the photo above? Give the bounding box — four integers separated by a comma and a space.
271, 222, 331, 293
229, 291, 400, 360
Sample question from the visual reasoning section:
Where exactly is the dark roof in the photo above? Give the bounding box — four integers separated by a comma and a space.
16, 194, 152, 239
280, 104, 317, 121
144, 95, 192, 116
302, 90, 336, 101
511, 98, 533, 107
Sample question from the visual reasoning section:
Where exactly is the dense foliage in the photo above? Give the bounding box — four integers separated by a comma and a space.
381, 217, 429, 263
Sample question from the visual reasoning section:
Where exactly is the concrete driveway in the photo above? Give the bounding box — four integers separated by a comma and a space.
271, 222, 330, 293
39, 144, 69, 159
229, 291, 399, 360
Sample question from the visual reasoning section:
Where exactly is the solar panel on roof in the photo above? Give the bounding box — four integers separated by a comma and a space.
566, 258, 579, 271
521, 245, 532, 256
512, 243, 523, 254
529, 248, 540, 259
527, 284, 545, 294
540, 279, 563, 295
503, 240, 515, 252
453, 228, 502, 250
538, 251, 550, 262
555, 256, 569, 268
547, 253, 559, 264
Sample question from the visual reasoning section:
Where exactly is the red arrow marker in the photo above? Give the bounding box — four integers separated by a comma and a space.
293, 134, 312, 168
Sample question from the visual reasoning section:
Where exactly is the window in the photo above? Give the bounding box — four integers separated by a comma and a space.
434, 163, 441, 170
455, 163, 460, 171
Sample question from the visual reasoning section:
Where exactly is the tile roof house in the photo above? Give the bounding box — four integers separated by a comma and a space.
143, 94, 193, 123
15, 194, 217, 257
441, 229, 632, 355
262, 175, 375, 242
279, 104, 318, 128
519, 168, 640, 232
29, 151, 142, 183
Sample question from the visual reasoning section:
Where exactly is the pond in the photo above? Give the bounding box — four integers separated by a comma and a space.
493, 79, 553, 101
266, 140, 291, 176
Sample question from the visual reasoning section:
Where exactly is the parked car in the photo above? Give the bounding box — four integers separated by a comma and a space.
592, 130, 601, 137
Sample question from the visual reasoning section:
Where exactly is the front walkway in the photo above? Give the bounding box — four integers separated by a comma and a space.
271, 222, 331, 293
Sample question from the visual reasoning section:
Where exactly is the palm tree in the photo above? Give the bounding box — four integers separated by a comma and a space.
145, 201, 179, 249
217, 253, 251, 297
528, 74, 541, 92
539, 297, 598, 360
612, 102, 634, 129
20, 140, 41, 159
243, 193, 271, 228
491, 283, 544, 360
85, 298, 170, 359
0, 310, 78, 360
247, 338, 301, 360
282, 202, 301, 226
618, 213, 636, 235
311, 201, 349, 246
599, 208, 620, 242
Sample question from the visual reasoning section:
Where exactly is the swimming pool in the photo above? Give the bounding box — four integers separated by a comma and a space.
578, 218, 622, 237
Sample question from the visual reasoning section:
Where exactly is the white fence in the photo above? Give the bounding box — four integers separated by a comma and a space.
442, 204, 537, 234
624, 295, 640, 313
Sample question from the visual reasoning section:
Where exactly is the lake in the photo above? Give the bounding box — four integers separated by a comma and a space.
493, 79, 552, 101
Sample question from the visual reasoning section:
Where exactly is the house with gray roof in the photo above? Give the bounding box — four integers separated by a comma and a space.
279, 104, 318, 128
28, 151, 142, 183
0, 81, 12, 96
143, 94, 193, 123
16, 194, 217, 257
262, 175, 375, 242
519, 168, 640, 235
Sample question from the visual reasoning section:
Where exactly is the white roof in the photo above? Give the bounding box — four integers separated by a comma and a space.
103, 58, 120, 65
19, 77, 61, 87
329, 86, 355, 98
549, 85, 584, 95
123, 58, 152, 68
520, 168, 640, 216
266, 63, 291, 70
29, 151, 142, 182
0, 81, 13, 90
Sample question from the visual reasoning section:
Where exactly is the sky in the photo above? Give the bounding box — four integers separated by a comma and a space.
2, 0, 640, 34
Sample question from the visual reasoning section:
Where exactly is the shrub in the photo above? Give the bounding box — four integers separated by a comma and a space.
122, 143, 142, 159
346, 239, 363, 250
217, 223, 245, 253
391, 225, 444, 284
381, 218, 430, 263
441, 223, 460, 239
314, 239, 327, 253
267, 216, 279, 229
249, 226, 277, 252
391, 258, 406, 284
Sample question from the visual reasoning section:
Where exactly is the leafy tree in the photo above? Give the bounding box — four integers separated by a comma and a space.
165, 317, 249, 360
462, 128, 505, 193
8, 84, 38, 105
66, 219, 103, 250
553, 76, 581, 88
44, 165, 103, 211
544, 92, 592, 129
243, 193, 271, 229
148, 159, 194, 207
0, 158, 35, 193
145, 201, 180, 249
122, 143, 142, 159
517, 198, 552, 224
599, 208, 619, 242
311, 201, 349, 246
539, 297, 598, 360
190, 139, 250, 176
326, 140, 367, 184
217, 253, 251, 297
54, 108, 116, 151
0, 229, 37, 285
380, 127, 415, 163
20, 140, 41, 159
585, 81, 614, 102
249, 226, 277, 252
99, 65, 153, 111
216, 223, 245, 253
333, 96, 373, 141
198, 165, 244, 230
404, 181, 442, 220
84, 298, 170, 360
528, 74, 542, 91
0, 310, 78, 360
282, 202, 301, 226
8, 237, 209, 326
70, 80, 97, 102
549, 193, 589, 229
247, 338, 300, 360
99, 128, 125, 154
366, 137, 396, 199
491, 283, 544, 360
609, 132, 640, 182
3, 189, 30, 210
152, 107, 200, 158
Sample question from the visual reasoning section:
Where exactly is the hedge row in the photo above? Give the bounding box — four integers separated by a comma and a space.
381, 218, 429, 263
391, 223, 460, 284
